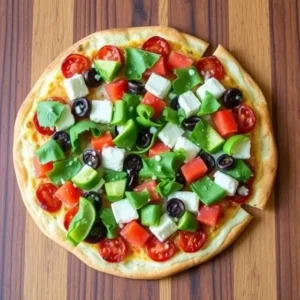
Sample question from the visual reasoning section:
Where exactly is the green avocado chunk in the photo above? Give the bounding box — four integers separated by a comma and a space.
94, 60, 121, 82
72, 165, 100, 190
125, 191, 149, 209
140, 205, 162, 226
105, 179, 127, 202
113, 119, 138, 149
177, 211, 198, 232
111, 101, 128, 125
197, 92, 221, 116
222, 160, 253, 182
190, 176, 227, 205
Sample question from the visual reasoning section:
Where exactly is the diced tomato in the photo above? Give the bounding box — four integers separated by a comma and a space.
181, 157, 208, 184
148, 141, 170, 157
99, 237, 127, 263
61, 54, 91, 78
36, 183, 62, 213
196, 56, 225, 80
54, 181, 82, 207
134, 180, 161, 202
212, 109, 238, 137
95, 45, 124, 64
105, 79, 128, 102
63, 205, 79, 230
141, 92, 166, 119
91, 132, 114, 151
146, 236, 176, 262
197, 205, 224, 227
177, 230, 207, 253
142, 36, 171, 57
120, 221, 150, 248
233, 104, 256, 133
33, 112, 55, 135
167, 51, 194, 71
143, 57, 168, 78
33, 156, 53, 178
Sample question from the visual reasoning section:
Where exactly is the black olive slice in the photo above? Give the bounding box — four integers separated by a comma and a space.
85, 220, 107, 244
82, 149, 101, 169
199, 152, 216, 174
170, 97, 180, 111
124, 154, 143, 173
83, 68, 102, 88
128, 80, 145, 95
136, 129, 153, 148
223, 88, 242, 108
175, 171, 186, 186
52, 131, 71, 151
182, 116, 201, 131
217, 154, 235, 170
126, 171, 139, 191
83, 191, 102, 212
166, 198, 185, 218
71, 98, 91, 118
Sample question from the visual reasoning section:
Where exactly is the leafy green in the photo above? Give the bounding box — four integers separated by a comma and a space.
177, 108, 186, 123
198, 92, 221, 116
136, 104, 164, 128
36, 101, 65, 127
139, 152, 186, 180
155, 180, 183, 198
47, 157, 82, 186
163, 107, 180, 125
130, 129, 159, 154
122, 93, 141, 119
35, 140, 65, 164
172, 66, 203, 95
125, 48, 160, 80
103, 169, 127, 182
100, 208, 118, 239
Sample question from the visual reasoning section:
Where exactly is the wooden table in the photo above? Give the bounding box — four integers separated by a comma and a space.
0, 0, 298, 299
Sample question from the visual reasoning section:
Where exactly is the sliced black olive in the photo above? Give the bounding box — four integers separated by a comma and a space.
83, 191, 102, 212
52, 131, 71, 151
82, 149, 101, 169
199, 152, 216, 174
124, 154, 143, 173
166, 198, 185, 218
126, 171, 139, 191
136, 129, 153, 148
170, 97, 180, 111
223, 88, 243, 108
71, 98, 91, 118
182, 116, 201, 131
128, 80, 145, 95
217, 154, 235, 170
83, 68, 102, 88
176, 171, 186, 186
85, 220, 107, 244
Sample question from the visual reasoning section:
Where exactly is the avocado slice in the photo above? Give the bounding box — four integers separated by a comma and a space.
177, 211, 198, 232
140, 205, 162, 226
105, 179, 127, 202
72, 165, 100, 190
94, 60, 121, 82
125, 191, 149, 209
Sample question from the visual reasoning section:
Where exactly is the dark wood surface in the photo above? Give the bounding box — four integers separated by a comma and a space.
0, 0, 299, 299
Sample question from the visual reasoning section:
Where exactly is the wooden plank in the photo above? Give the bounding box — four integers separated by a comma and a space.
23, 1, 73, 299
228, 1, 277, 299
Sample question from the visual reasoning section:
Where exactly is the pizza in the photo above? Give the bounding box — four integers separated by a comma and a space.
13, 26, 277, 279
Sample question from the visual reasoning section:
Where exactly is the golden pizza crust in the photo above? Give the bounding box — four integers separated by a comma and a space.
14, 26, 274, 279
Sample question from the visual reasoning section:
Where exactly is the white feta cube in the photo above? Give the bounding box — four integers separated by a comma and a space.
101, 147, 125, 171
158, 122, 184, 148
196, 77, 225, 101
149, 214, 177, 242
178, 91, 201, 118
145, 73, 172, 99
173, 136, 201, 162
232, 139, 251, 159
55, 105, 75, 131
214, 171, 239, 196
111, 199, 138, 224
167, 191, 199, 214
90, 100, 113, 124
64, 74, 89, 100
237, 186, 249, 196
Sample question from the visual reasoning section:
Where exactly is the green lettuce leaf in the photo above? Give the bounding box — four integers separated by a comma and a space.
136, 104, 164, 128
100, 208, 118, 239
155, 180, 183, 198
198, 92, 221, 116
35, 139, 65, 164
37, 101, 65, 127
122, 93, 141, 119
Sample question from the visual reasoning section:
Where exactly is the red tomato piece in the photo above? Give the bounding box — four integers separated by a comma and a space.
134, 180, 161, 202
105, 79, 128, 102
233, 104, 256, 133
95, 45, 123, 64
91, 132, 114, 151
36, 183, 62, 213
148, 141, 170, 157
146, 236, 176, 262
167, 51, 194, 71
196, 56, 225, 80
63, 205, 79, 230
32, 156, 53, 178
143, 56, 168, 78
197, 205, 224, 227
181, 157, 208, 184
33, 112, 55, 135
120, 221, 151, 248
99, 237, 127, 263
177, 230, 207, 253
142, 36, 171, 57
212, 109, 238, 137
54, 181, 82, 207
229, 176, 254, 204
141, 92, 166, 119
61, 54, 91, 78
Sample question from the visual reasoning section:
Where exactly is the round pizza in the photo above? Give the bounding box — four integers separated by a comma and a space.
13, 26, 277, 279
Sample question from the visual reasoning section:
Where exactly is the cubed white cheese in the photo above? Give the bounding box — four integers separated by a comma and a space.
55, 105, 75, 131
158, 122, 184, 148
90, 100, 113, 124
149, 214, 177, 242
101, 147, 125, 172
167, 191, 199, 214
232, 139, 251, 159
196, 77, 225, 101
64, 74, 89, 100
111, 199, 139, 224
145, 73, 172, 99
214, 171, 239, 196
173, 136, 201, 162
237, 186, 249, 196
178, 91, 201, 118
